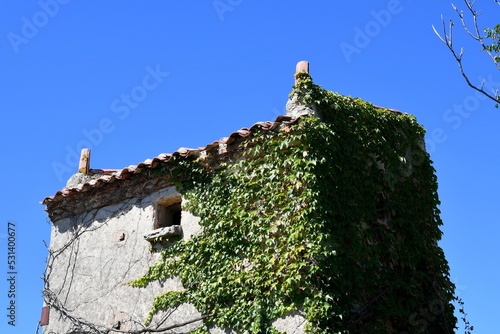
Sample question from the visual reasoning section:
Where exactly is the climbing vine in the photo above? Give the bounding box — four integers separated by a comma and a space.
131, 73, 457, 333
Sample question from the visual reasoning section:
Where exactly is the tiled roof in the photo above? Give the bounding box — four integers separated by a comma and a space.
42, 104, 402, 221
41, 115, 304, 220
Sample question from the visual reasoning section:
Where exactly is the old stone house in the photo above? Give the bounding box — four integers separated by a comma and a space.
41, 62, 457, 334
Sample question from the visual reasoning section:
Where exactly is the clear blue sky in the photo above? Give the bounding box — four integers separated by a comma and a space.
1, 1, 499, 333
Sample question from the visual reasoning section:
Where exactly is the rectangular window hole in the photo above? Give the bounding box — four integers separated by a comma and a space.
155, 195, 182, 229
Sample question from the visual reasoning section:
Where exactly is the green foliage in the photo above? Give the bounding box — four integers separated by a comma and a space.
457, 296, 474, 334
484, 23, 500, 64
130, 73, 456, 333
483, 22, 500, 105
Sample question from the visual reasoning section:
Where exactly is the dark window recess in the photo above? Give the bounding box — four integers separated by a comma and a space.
155, 195, 182, 229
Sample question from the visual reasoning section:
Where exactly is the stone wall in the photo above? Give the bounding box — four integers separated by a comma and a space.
43, 183, 307, 333
43, 186, 204, 334
43, 183, 305, 334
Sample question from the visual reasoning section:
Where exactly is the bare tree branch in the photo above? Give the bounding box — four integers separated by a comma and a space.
433, 0, 500, 106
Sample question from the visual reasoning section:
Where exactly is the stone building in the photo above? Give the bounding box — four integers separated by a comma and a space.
41, 62, 456, 333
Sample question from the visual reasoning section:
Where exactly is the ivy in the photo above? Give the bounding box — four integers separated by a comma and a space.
484, 23, 500, 64
130, 73, 456, 333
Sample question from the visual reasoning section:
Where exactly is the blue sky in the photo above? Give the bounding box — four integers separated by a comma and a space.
1, 1, 499, 333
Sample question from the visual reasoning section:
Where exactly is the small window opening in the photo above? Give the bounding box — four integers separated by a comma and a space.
155, 195, 182, 229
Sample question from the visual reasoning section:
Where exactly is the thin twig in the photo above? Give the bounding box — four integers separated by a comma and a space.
433, 0, 500, 105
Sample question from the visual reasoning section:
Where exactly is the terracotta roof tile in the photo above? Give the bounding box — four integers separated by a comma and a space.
42, 107, 402, 219
42, 115, 300, 206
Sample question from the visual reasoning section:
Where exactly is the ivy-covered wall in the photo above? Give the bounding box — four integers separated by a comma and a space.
132, 73, 456, 333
